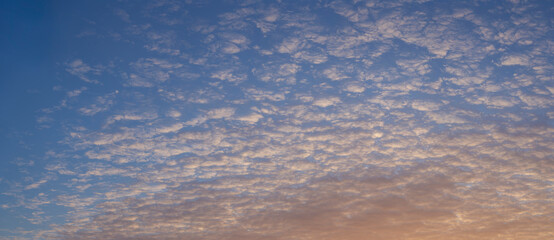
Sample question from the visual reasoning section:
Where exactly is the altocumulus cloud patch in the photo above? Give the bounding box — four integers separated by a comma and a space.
1, 0, 553, 239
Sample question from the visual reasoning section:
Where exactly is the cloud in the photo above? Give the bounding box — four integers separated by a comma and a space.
411, 100, 442, 111
24, 179, 49, 190
156, 123, 183, 134
323, 67, 349, 81
78, 91, 117, 116
207, 107, 236, 119
292, 50, 328, 64
65, 59, 101, 84
278, 63, 300, 75
39, 99, 553, 239
500, 55, 530, 66
167, 110, 181, 118
426, 111, 466, 124
124, 58, 186, 87
144, 31, 181, 55
7, 1, 554, 239
277, 38, 303, 53
465, 96, 519, 108
105, 112, 158, 125
344, 84, 365, 93
114, 9, 131, 22
236, 113, 263, 123
211, 69, 248, 83
67, 87, 87, 97
244, 88, 287, 101
222, 43, 241, 54
313, 97, 341, 107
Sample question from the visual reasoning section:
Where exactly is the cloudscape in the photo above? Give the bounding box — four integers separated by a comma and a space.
1, 0, 552, 239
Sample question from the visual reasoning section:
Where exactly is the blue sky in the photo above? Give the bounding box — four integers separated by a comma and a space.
1, 0, 553, 239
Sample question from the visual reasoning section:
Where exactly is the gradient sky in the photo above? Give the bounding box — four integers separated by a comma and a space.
1, 0, 553, 239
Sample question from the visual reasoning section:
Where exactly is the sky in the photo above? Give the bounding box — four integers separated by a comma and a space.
0, 0, 553, 239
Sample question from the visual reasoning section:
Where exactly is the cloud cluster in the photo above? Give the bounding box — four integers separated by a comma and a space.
3, 0, 552, 239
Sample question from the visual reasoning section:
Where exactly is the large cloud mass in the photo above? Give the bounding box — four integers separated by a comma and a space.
1, 0, 552, 239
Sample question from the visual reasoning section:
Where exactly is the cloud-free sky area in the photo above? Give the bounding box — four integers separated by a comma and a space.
1, 0, 553, 239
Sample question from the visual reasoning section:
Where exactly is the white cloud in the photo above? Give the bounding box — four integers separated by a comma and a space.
426, 111, 466, 124
279, 63, 300, 75
67, 87, 87, 97
411, 100, 441, 111
244, 88, 286, 101
157, 123, 183, 134
344, 84, 365, 93
466, 96, 519, 108
516, 91, 552, 108
207, 107, 236, 119
211, 70, 247, 83
25, 179, 48, 190
106, 112, 157, 125
78, 92, 117, 116
167, 110, 181, 118
236, 113, 263, 123
66, 59, 101, 84
500, 55, 530, 66
313, 97, 341, 107
277, 38, 303, 53
292, 51, 328, 64
323, 67, 349, 81
222, 43, 241, 54
444, 77, 485, 85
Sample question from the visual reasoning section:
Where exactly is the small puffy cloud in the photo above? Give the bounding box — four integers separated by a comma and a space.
466, 96, 519, 108
207, 107, 235, 119
500, 55, 530, 66
313, 97, 341, 107
244, 88, 286, 101
263, 9, 279, 22
444, 77, 485, 85
426, 112, 466, 124
25, 179, 49, 190
79, 103, 110, 116
396, 58, 431, 76
255, 21, 276, 33
144, 32, 181, 55
211, 70, 247, 83
167, 110, 181, 118
330, 1, 368, 22
78, 92, 117, 116
344, 84, 365, 93
66, 59, 101, 84
126, 58, 183, 87
114, 9, 130, 22
296, 94, 314, 103
279, 63, 300, 75
323, 67, 349, 81
105, 112, 157, 125
277, 38, 303, 53
293, 51, 328, 64
221, 43, 241, 54
236, 113, 264, 123
411, 100, 442, 111
141, 58, 183, 69
516, 91, 552, 108
125, 73, 153, 87
222, 33, 249, 45
157, 123, 183, 134
67, 87, 87, 97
